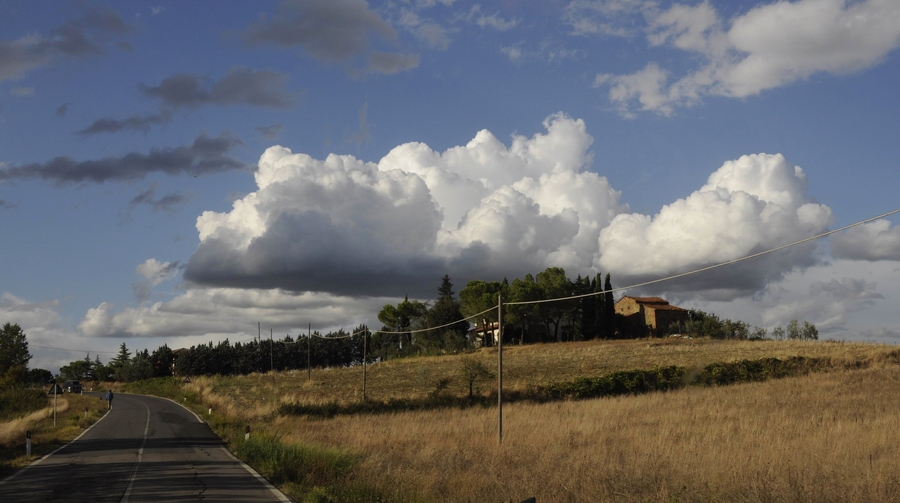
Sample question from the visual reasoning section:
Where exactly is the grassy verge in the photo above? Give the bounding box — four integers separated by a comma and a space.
122, 378, 399, 502
0, 392, 107, 480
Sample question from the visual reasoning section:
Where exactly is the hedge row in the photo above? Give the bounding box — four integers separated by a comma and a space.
544, 356, 831, 399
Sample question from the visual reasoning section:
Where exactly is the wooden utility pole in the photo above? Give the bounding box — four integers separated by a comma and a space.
307, 323, 311, 381
497, 292, 503, 445
362, 324, 368, 402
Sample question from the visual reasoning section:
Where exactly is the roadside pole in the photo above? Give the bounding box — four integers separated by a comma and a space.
498, 292, 503, 445
363, 324, 368, 402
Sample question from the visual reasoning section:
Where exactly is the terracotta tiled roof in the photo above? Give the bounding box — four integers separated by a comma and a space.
629, 296, 667, 304
649, 304, 688, 312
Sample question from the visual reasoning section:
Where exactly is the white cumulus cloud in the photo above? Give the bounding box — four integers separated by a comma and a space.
586, 0, 900, 116
598, 153, 833, 298
184, 114, 628, 297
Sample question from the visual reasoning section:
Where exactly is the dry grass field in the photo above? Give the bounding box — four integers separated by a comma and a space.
192, 338, 892, 418
174, 338, 900, 502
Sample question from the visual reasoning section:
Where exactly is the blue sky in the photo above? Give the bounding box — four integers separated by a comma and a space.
2, 0, 899, 373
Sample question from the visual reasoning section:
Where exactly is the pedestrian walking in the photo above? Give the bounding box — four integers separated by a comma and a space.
105, 390, 114, 410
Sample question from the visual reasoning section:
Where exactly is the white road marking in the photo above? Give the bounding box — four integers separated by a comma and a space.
119, 400, 151, 503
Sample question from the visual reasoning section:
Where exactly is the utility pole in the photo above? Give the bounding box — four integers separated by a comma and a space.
363, 324, 368, 402
307, 323, 311, 381
497, 292, 503, 445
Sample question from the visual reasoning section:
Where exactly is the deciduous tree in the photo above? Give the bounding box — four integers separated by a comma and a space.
0, 323, 31, 383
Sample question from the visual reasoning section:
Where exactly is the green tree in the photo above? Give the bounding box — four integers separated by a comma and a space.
603, 274, 616, 339
110, 342, 131, 367
27, 368, 53, 386
377, 296, 429, 356
59, 353, 95, 381
535, 267, 573, 342
509, 274, 543, 343
0, 323, 31, 384
116, 349, 153, 382
150, 344, 175, 377
787, 320, 801, 340
425, 275, 468, 352
802, 321, 819, 340
772, 326, 785, 340
459, 356, 494, 399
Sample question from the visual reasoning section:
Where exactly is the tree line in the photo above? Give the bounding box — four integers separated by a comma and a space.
3, 269, 819, 385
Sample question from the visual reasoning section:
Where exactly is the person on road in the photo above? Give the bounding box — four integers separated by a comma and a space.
105, 390, 114, 410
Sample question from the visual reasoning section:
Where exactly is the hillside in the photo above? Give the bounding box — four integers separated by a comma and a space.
123, 337, 900, 502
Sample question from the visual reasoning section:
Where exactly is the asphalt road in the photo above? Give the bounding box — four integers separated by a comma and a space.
0, 392, 290, 502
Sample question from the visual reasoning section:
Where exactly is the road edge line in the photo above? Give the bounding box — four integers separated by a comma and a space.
158, 395, 293, 502
0, 397, 111, 487
219, 446, 292, 503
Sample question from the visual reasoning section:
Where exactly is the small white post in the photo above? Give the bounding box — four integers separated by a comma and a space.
208, 407, 212, 416
245, 425, 250, 441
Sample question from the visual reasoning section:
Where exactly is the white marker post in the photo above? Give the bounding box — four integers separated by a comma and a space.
245, 425, 250, 441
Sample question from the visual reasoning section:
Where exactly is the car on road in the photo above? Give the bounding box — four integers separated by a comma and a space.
63, 380, 83, 393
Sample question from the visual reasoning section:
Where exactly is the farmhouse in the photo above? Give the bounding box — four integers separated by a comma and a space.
468, 322, 499, 347
614, 296, 688, 336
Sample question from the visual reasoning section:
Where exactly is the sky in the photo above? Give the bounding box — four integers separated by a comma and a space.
1, 0, 899, 374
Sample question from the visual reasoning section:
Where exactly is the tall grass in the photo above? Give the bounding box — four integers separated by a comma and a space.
121, 339, 900, 501
278, 365, 900, 502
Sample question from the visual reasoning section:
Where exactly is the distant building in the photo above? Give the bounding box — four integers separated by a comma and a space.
614, 296, 688, 336
468, 322, 499, 347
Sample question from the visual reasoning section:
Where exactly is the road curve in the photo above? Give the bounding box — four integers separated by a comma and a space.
0, 392, 290, 502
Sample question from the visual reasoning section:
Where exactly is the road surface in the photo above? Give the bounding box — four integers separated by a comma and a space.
0, 392, 290, 502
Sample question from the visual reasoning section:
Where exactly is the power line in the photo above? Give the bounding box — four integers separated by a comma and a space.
30, 344, 118, 354
506, 207, 900, 306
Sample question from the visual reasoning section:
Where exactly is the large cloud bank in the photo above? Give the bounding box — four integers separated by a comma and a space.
184, 114, 626, 297
184, 114, 833, 301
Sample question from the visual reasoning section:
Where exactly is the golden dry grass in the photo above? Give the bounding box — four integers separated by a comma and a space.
177, 338, 900, 501
275, 364, 900, 502
191, 338, 898, 421
0, 398, 67, 446
0, 393, 107, 476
